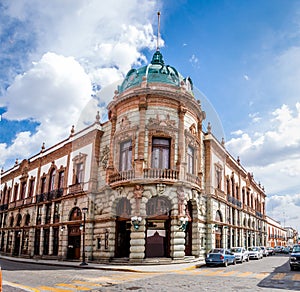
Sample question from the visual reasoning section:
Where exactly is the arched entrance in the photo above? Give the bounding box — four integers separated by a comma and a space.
145, 197, 171, 258
115, 198, 131, 258
67, 207, 82, 260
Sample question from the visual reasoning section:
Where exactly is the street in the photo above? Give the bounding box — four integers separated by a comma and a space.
1, 254, 300, 291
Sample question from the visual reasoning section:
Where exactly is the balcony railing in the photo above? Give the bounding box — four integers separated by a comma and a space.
109, 170, 135, 183
227, 194, 242, 208
143, 168, 178, 180
68, 183, 84, 194
186, 173, 201, 186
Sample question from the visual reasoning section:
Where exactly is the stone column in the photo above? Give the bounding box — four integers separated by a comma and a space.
106, 110, 117, 182
170, 218, 185, 259
177, 105, 187, 180
39, 228, 44, 256
49, 227, 53, 255
129, 220, 146, 262
135, 96, 147, 177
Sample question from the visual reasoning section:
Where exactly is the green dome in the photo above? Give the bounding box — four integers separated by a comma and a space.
118, 50, 193, 94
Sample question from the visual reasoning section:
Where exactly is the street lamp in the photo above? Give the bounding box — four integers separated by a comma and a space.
80, 207, 88, 266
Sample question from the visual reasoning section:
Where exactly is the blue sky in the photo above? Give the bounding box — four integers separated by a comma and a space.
0, 0, 300, 229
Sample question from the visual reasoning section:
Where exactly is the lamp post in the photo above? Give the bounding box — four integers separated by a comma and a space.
80, 207, 88, 266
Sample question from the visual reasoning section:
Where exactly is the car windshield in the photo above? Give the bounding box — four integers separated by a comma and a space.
292, 246, 300, 253
248, 247, 258, 251
231, 248, 241, 252
209, 249, 224, 254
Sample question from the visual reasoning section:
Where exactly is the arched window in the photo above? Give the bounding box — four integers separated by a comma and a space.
146, 197, 171, 217
16, 213, 22, 227
69, 207, 82, 221
215, 210, 223, 222
24, 214, 30, 226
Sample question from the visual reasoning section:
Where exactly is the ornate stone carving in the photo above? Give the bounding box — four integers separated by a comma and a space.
148, 114, 176, 128
177, 186, 185, 216
134, 185, 144, 215
119, 115, 131, 130
156, 184, 166, 196
100, 145, 110, 170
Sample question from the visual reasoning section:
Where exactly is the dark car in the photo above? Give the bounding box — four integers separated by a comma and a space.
290, 244, 300, 271
205, 248, 236, 267
266, 247, 275, 255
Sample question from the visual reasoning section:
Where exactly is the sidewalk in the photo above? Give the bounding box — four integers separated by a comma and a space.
0, 255, 206, 273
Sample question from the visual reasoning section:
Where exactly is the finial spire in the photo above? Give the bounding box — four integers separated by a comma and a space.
157, 11, 161, 51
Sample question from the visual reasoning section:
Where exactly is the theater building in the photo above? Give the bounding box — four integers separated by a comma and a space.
0, 49, 267, 264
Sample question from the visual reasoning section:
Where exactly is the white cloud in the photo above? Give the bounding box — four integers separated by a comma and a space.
226, 102, 300, 196
267, 194, 300, 229
243, 74, 249, 80
0, 0, 161, 169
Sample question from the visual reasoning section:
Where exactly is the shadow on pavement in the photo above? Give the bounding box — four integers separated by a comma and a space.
257, 255, 299, 291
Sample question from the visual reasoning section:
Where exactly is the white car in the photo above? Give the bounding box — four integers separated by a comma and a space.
248, 246, 263, 260
230, 247, 249, 263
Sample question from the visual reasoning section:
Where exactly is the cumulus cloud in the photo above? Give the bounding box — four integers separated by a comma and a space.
226, 102, 300, 196
267, 194, 300, 229
0, 0, 161, 168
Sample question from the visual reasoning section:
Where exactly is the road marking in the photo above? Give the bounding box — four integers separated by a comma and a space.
205, 270, 226, 276
72, 280, 102, 287
3, 280, 40, 292
255, 272, 270, 279
56, 283, 91, 290
237, 272, 253, 277
292, 274, 300, 281
38, 286, 73, 292
272, 273, 286, 280
220, 271, 239, 277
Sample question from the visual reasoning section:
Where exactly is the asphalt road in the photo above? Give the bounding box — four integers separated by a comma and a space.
1, 254, 299, 291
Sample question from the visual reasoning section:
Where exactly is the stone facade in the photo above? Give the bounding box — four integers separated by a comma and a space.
0, 50, 267, 264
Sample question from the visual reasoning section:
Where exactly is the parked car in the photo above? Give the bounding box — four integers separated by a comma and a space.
248, 246, 263, 260
290, 244, 300, 271
230, 247, 249, 263
274, 246, 284, 253
259, 246, 269, 257
205, 248, 236, 267
266, 247, 275, 255
282, 246, 291, 254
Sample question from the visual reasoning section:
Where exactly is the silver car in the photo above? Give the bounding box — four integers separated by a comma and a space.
231, 247, 249, 263
248, 246, 263, 260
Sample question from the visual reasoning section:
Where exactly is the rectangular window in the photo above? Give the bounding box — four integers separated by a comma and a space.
41, 177, 46, 194
151, 138, 170, 169
119, 140, 132, 171
76, 163, 84, 184
20, 181, 27, 200
29, 179, 35, 197
187, 146, 195, 174
13, 184, 19, 201
49, 170, 56, 191
216, 167, 222, 189
58, 171, 64, 189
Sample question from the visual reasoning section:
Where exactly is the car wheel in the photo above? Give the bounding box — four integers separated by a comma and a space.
224, 261, 228, 267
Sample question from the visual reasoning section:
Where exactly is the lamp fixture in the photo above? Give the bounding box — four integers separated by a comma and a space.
60, 226, 65, 232
131, 216, 142, 230
179, 217, 189, 231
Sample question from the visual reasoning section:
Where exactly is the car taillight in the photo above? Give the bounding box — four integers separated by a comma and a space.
220, 255, 224, 260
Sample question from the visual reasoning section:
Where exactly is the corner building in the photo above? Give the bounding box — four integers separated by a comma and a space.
0, 50, 266, 264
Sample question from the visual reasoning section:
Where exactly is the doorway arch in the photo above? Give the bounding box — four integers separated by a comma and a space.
145, 196, 171, 258
67, 207, 82, 260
